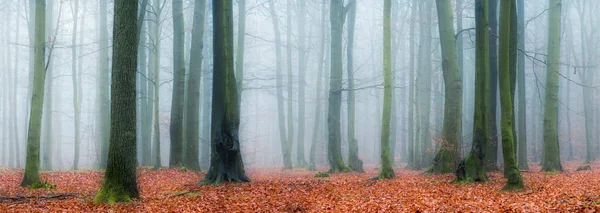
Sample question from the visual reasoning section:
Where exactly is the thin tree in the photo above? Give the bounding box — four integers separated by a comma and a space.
150, 0, 163, 170
541, 0, 563, 172
346, 0, 363, 173
169, 0, 185, 168
405, 0, 417, 169
71, 0, 82, 170
286, 0, 294, 168
296, 0, 308, 168
498, 0, 523, 190
97, 0, 110, 169
268, 0, 292, 169
201, 0, 250, 184
456, 0, 489, 182
183, 0, 206, 172
486, 0, 499, 171
428, 0, 462, 174
372, 0, 395, 180
94, 0, 139, 203
308, 0, 327, 171
516, 0, 528, 170
328, 0, 353, 173
21, 0, 46, 187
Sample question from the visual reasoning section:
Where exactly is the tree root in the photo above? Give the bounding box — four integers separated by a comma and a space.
0, 193, 78, 203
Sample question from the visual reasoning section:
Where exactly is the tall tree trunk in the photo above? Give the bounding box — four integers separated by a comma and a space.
21, 0, 46, 186
235, 0, 245, 96
498, 0, 523, 190
71, 0, 81, 170
373, 0, 395, 180
328, 0, 352, 173
286, 0, 294, 167
200, 12, 212, 170
41, 0, 53, 171
541, 0, 563, 172
170, 0, 185, 167
416, 0, 432, 169
97, 0, 110, 170
457, 0, 465, 156
346, 0, 363, 172
201, 0, 250, 184
486, 0, 499, 171
406, 0, 417, 169
296, 0, 308, 168
516, 0, 528, 170
151, 0, 162, 169
94, 0, 140, 202
183, 0, 206, 172
139, 21, 152, 166
309, 0, 327, 171
509, 0, 517, 156
428, 0, 462, 174
456, 0, 489, 182
268, 0, 292, 169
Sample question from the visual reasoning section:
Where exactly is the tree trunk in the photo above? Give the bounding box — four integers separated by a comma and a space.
373, 0, 395, 180
406, 0, 417, 169
346, 0, 363, 173
286, 0, 294, 168
516, 0, 528, 170
416, 0, 433, 169
97, 0, 110, 170
183, 0, 206, 172
169, 0, 185, 168
486, 0, 499, 171
268, 0, 292, 170
41, 0, 53, 171
200, 19, 212, 170
296, 0, 308, 168
328, 0, 351, 173
509, 0, 517, 156
71, 0, 82, 170
201, 0, 250, 184
21, 0, 46, 187
150, 0, 163, 170
456, 0, 489, 183
94, 0, 140, 202
309, 0, 327, 171
541, 0, 563, 172
428, 0, 462, 174
498, 0, 523, 190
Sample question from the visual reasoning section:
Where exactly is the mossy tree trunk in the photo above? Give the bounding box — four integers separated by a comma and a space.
21, 0, 46, 187
169, 0, 185, 168
346, 0, 363, 173
183, 0, 206, 172
94, 0, 140, 202
201, 0, 250, 184
296, 0, 308, 168
498, 0, 523, 190
541, 0, 563, 172
456, 0, 489, 183
373, 0, 395, 180
328, 0, 352, 173
516, 0, 528, 170
308, 0, 327, 171
428, 0, 462, 174
486, 0, 499, 171
268, 0, 292, 170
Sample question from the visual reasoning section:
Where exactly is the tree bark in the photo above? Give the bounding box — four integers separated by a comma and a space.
21, 0, 46, 187
183, 0, 206, 172
498, 0, 523, 190
169, 0, 186, 168
541, 0, 563, 172
94, 0, 140, 202
296, 0, 308, 168
456, 0, 489, 183
486, 0, 499, 171
516, 0, 528, 170
346, 0, 363, 173
268, 0, 292, 169
201, 0, 250, 184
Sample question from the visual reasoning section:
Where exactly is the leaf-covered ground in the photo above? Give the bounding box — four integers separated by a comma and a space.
1, 161, 600, 212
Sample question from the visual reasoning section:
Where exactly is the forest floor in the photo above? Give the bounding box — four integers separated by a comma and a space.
1, 161, 600, 212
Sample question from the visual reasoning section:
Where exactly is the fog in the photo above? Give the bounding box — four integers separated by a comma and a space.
0, 0, 599, 172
